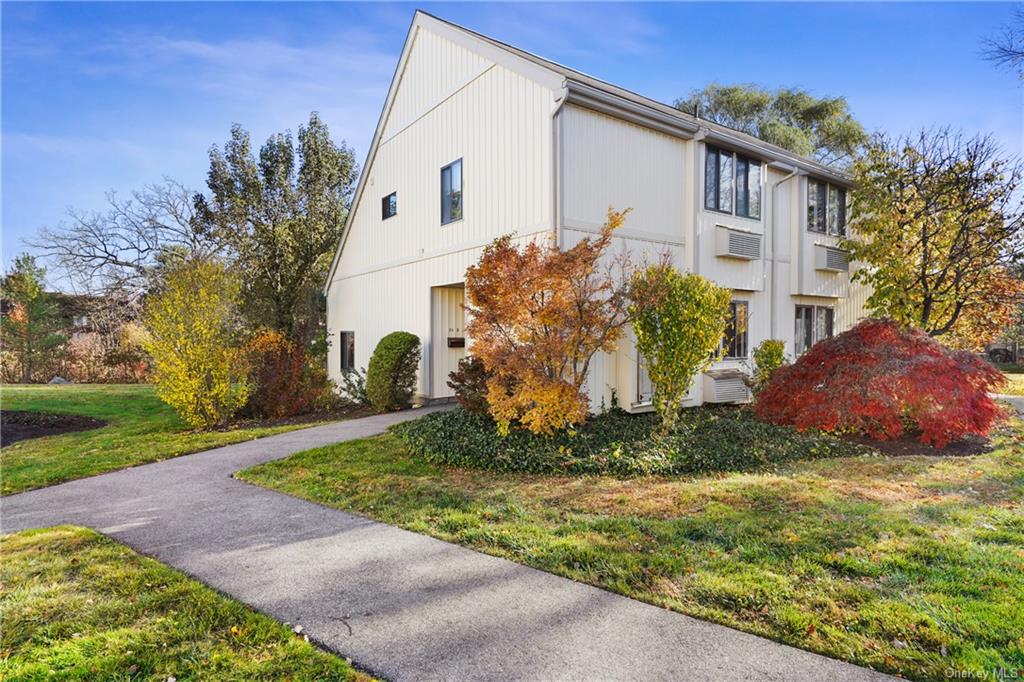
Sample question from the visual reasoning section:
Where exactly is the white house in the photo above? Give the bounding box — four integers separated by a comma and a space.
325, 10, 867, 411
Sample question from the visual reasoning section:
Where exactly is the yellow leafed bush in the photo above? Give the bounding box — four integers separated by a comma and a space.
142, 259, 250, 429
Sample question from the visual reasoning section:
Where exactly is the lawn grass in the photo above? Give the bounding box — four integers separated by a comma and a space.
239, 418, 1024, 681
0, 384, 319, 495
0, 526, 369, 680
1000, 373, 1024, 396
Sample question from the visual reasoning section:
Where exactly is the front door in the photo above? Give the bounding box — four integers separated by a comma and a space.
431, 284, 466, 398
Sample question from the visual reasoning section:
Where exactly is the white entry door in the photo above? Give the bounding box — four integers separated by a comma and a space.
431, 285, 466, 397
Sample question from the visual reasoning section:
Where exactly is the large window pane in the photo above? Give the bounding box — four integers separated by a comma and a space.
735, 157, 749, 217
704, 148, 718, 210
637, 354, 653, 404
808, 180, 827, 232
747, 161, 762, 219
719, 153, 734, 213
827, 185, 846, 236
450, 160, 462, 221
795, 306, 813, 355
724, 301, 748, 358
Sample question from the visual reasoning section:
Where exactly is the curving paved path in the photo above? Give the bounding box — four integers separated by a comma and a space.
1, 407, 894, 682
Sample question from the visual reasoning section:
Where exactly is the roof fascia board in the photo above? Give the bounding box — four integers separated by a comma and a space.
703, 129, 852, 187
565, 80, 698, 140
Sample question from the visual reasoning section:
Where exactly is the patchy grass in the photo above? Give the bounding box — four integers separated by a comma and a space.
239, 417, 1024, 681
0, 526, 369, 681
0, 384, 322, 495
1000, 373, 1024, 396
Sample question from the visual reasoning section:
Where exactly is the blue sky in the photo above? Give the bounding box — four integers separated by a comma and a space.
3, 2, 1021, 282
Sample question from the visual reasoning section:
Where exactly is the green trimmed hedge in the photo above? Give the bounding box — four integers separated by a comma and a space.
366, 331, 421, 412
392, 406, 871, 477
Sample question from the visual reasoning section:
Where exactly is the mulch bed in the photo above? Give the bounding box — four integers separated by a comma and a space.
214, 404, 377, 432
846, 432, 993, 458
1, 411, 107, 448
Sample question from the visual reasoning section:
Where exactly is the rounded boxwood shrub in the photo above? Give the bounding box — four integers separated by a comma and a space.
366, 331, 421, 412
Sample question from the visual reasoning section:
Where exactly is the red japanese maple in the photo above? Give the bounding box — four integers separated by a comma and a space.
755, 319, 1007, 447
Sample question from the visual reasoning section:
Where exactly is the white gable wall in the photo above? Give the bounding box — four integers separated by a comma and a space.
326, 22, 559, 393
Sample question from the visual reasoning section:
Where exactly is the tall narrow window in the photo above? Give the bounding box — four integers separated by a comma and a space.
722, 300, 749, 359
637, 354, 654, 404
441, 159, 463, 224
827, 185, 846, 236
808, 180, 827, 233
795, 306, 814, 355
735, 157, 762, 219
719, 152, 734, 213
382, 192, 397, 220
339, 331, 355, 371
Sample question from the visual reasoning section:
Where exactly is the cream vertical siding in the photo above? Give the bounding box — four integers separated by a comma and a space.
558, 105, 688, 412
327, 14, 868, 408
327, 22, 557, 395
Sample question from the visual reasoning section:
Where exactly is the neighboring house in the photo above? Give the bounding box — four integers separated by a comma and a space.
324, 11, 867, 410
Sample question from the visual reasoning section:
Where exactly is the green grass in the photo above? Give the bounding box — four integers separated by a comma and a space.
1000, 373, 1024, 396
0, 384, 319, 495
239, 419, 1024, 681
0, 526, 369, 681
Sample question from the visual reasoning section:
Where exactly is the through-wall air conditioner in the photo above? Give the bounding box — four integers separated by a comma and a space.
702, 369, 751, 404
815, 244, 850, 272
715, 225, 762, 260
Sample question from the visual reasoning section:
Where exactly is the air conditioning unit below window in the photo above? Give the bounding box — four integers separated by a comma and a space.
702, 369, 751, 404
715, 225, 761, 260
815, 244, 849, 272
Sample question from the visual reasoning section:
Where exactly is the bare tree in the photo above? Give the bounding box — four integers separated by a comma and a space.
984, 7, 1024, 76
29, 179, 219, 304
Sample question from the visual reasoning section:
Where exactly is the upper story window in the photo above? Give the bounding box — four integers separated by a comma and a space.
441, 159, 463, 224
381, 192, 397, 220
705, 146, 762, 219
794, 305, 833, 355
339, 331, 355, 371
722, 300, 749, 359
808, 179, 847, 236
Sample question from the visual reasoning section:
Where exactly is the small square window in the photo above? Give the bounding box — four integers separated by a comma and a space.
382, 192, 397, 220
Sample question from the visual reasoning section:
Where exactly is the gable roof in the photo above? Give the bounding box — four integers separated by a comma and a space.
325, 10, 851, 292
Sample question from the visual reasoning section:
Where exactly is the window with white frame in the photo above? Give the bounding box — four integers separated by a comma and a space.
339, 331, 355, 371
794, 305, 834, 355
807, 179, 847, 236
722, 300, 749, 359
705, 146, 762, 219
637, 354, 653, 404
441, 159, 463, 224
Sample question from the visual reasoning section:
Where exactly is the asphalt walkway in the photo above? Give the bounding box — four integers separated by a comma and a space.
1, 407, 893, 681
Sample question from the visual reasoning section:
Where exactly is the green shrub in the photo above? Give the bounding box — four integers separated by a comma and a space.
366, 331, 421, 412
392, 406, 870, 477
446, 356, 491, 413
630, 265, 732, 431
749, 339, 787, 395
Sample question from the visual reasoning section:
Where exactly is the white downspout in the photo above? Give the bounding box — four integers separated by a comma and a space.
552, 81, 568, 249
769, 166, 800, 340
